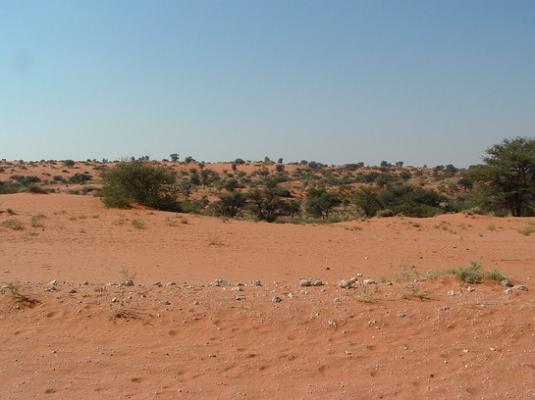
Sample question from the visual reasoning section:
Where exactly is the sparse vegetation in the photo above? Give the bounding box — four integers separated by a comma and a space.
30, 214, 46, 228
519, 224, 535, 236
1, 283, 39, 307
131, 219, 145, 229
2, 218, 24, 231
207, 232, 223, 246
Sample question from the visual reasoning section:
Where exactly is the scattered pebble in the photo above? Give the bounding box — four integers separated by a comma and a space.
339, 278, 357, 289
68, 288, 77, 294
272, 296, 282, 303
211, 278, 230, 287
250, 279, 261, 286
122, 279, 134, 287
500, 279, 513, 288
447, 290, 455, 296
299, 279, 323, 287
513, 285, 528, 291
363, 279, 376, 285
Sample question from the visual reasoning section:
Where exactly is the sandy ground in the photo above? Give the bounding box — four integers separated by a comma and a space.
1, 193, 535, 399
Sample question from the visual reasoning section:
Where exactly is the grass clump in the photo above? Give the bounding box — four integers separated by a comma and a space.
30, 214, 46, 228
519, 224, 535, 236
449, 262, 483, 284
131, 219, 145, 229
1, 218, 24, 231
207, 232, 223, 246
354, 284, 379, 303
486, 269, 507, 282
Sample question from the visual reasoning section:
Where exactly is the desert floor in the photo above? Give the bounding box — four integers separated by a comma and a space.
1, 193, 534, 399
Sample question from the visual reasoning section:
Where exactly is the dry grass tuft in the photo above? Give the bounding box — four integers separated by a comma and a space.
131, 219, 145, 229
2, 218, 24, 231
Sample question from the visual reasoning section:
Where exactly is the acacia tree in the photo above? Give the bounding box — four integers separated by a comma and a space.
305, 188, 341, 219
213, 192, 246, 217
470, 137, 535, 216
352, 187, 383, 217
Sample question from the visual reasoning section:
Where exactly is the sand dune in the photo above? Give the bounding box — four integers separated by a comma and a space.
1, 193, 534, 399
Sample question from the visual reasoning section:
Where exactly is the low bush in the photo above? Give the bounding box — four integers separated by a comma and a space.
101, 161, 180, 211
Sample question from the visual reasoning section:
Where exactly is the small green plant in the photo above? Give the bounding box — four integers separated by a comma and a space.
486, 269, 507, 282
131, 219, 145, 229
1, 218, 24, 231
450, 262, 483, 284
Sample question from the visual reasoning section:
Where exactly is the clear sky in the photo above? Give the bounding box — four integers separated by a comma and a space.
1, 0, 534, 166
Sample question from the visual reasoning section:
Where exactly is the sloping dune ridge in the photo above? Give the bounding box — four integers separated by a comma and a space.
1, 193, 535, 399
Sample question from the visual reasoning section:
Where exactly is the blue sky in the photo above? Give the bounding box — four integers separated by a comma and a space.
1, 0, 534, 166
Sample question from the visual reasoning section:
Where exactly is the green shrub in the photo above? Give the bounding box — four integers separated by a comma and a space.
213, 192, 246, 217
380, 184, 446, 217
68, 173, 92, 184
376, 209, 395, 217
27, 185, 49, 194
352, 187, 382, 217
305, 188, 341, 219
0, 181, 21, 194
486, 269, 507, 282
11, 175, 41, 186
101, 161, 180, 211
450, 262, 483, 284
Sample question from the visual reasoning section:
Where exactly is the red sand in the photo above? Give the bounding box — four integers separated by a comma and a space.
1, 193, 534, 399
